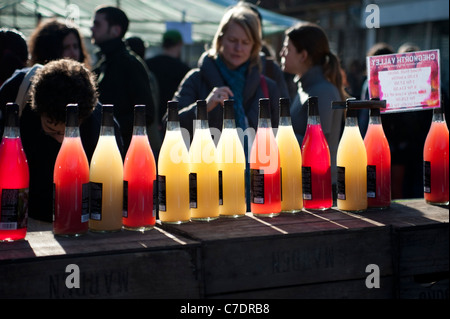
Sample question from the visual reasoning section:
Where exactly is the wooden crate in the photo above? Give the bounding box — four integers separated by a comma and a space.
0, 219, 201, 299
360, 200, 449, 299
161, 208, 395, 299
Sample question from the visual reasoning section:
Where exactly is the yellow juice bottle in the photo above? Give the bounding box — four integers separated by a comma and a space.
189, 100, 219, 221
276, 98, 303, 213
334, 101, 367, 212
216, 100, 246, 217
89, 104, 124, 232
158, 101, 190, 224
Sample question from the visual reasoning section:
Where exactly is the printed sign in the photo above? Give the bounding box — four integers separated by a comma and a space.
367, 49, 440, 113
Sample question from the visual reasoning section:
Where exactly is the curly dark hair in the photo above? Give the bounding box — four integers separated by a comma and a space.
28, 18, 90, 67
30, 59, 98, 123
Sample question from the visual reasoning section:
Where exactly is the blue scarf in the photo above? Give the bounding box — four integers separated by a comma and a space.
215, 56, 249, 130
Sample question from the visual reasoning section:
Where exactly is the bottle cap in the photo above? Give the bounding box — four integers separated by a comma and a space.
101, 104, 115, 127
134, 104, 146, 127
279, 98, 290, 117
223, 99, 235, 120
5, 102, 19, 128
307, 96, 319, 116
196, 100, 208, 121
65, 103, 79, 127
259, 98, 270, 119
167, 100, 179, 122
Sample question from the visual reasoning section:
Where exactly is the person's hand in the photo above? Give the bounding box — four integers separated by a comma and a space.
206, 86, 234, 112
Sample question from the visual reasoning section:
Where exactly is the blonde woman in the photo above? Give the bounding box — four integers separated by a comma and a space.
173, 5, 281, 137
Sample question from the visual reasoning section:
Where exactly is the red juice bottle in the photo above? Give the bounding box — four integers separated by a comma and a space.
0, 103, 29, 241
301, 97, 332, 210
423, 106, 449, 205
250, 98, 281, 217
53, 104, 90, 236
364, 107, 391, 209
123, 105, 156, 230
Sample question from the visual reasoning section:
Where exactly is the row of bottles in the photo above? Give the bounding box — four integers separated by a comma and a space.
1, 94, 448, 241
53, 104, 156, 236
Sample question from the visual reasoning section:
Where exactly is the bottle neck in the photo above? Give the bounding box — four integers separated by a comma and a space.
258, 117, 271, 129
223, 118, 236, 129
194, 119, 209, 130
166, 120, 181, 132
432, 111, 445, 123
101, 107, 115, 136
64, 126, 81, 138
345, 115, 358, 127
279, 116, 292, 127
3, 126, 20, 138
369, 114, 382, 125
307, 115, 321, 125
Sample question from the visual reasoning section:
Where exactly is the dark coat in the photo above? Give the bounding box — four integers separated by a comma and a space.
93, 38, 155, 149
173, 52, 281, 140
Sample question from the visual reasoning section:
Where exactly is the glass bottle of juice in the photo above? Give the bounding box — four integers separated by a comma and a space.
53, 104, 89, 236
0, 103, 29, 241
189, 100, 219, 221
250, 98, 281, 217
364, 103, 391, 209
276, 97, 303, 213
301, 96, 332, 210
216, 99, 246, 217
423, 106, 449, 205
158, 101, 190, 224
123, 105, 156, 231
334, 99, 367, 212
89, 104, 123, 232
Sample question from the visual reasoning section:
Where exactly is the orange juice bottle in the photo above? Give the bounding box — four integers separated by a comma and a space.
276, 98, 302, 213
123, 105, 156, 231
333, 99, 367, 212
364, 103, 391, 209
189, 100, 219, 221
216, 100, 246, 217
158, 101, 191, 223
89, 104, 123, 232
250, 98, 281, 217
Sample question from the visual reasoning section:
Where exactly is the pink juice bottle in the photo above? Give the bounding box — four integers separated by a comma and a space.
123, 105, 157, 231
0, 103, 29, 241
301, 97, 332, 210
53, 104, 90, 236
423, 106, 449, 205
364, 105, 391, 209
250, 98, 281, 217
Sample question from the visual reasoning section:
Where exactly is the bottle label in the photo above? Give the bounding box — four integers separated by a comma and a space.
302, 166, 312, 200
218, 170, 223, 205
153, 179, 157, 217
122, 180, 129, 218
0, 188, 28, 230
337, 166, 346, 200
250, 169, 265, 204
81, 183, 89, 223
189, 173, 197, 208
423, 161, 431, 193
158, 175, 167, 211
89, 182, 103, 221
367, 165, 377, 198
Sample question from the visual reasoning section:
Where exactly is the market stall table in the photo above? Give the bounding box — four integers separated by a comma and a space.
0, 199, 447, 299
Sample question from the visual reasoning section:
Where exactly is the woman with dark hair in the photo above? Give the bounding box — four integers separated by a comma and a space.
28, 18, 90, 67
0, 19, 91, 134
280, 22, 346, 187
0, 28, 28, 87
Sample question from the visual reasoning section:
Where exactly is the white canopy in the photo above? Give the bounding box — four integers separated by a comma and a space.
0, 0, 300, 44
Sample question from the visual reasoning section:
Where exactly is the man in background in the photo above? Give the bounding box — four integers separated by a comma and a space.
146, 30, 190, 137
91, 5, 155, 150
